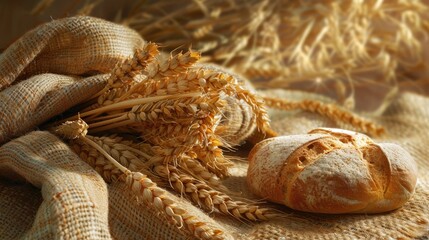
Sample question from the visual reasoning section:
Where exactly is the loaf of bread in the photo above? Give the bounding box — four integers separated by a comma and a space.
247, 128, 418, 214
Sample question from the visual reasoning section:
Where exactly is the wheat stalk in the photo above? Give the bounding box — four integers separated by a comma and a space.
93, 43, 158, 108
117, 50, 201, 101
262, 97, 385, 136
125, 172, 225, 239
84, 42, 159, 110
144, 50, 201, 79
152, 163, 278, 222
109, 43, 158, 87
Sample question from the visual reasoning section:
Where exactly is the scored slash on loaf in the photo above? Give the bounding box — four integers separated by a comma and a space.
247, 128, 418, 214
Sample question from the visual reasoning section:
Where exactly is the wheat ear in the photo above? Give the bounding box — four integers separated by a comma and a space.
109, 42, 158, 88
178, 156, 224, 189
99, 49, 201, 105
124, 172, 225, 239
78, 43, 160, 112
153, 163, 278, 222
263, 97, 385, 136
130, 142, 226, 190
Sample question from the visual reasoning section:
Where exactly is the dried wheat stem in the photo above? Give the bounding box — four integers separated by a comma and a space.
263, 97, 385, 136
122, 0, 429, 113
85, 112, 126, 123
89, 119, 135, 134
88, 115, 129, 128
153, 163, 277, 222
52, 119, 129, 173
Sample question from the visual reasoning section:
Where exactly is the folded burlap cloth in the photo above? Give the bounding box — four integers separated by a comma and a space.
0, 16, 428, 239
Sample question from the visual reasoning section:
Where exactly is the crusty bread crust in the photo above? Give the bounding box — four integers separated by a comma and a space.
247, 128, 418, 214
247, 134, 327, 204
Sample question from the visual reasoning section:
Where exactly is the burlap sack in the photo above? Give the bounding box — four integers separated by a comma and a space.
0, 16, 143, 90
0, 16, 428, 239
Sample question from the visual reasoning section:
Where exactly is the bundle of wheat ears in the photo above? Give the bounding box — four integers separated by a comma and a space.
44, 42, 384, 239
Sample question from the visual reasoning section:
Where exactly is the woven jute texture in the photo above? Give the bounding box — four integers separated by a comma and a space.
0, 16, 428, 239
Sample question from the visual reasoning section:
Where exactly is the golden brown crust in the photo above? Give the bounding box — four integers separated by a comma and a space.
357, 143, 418, 213
247, 128, 418, 214
247, 134, 327, 204
289, 147, 380, 213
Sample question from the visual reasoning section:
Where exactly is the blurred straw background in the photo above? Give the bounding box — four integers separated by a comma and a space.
1, 0, 429, 112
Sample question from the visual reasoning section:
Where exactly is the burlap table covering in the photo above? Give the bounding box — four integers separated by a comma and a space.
0, 16, 428, 239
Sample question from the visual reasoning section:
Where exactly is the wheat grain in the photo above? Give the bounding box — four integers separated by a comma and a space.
83, 90, 235, 176
95, 43, 159, 105
146, 50, 201, 79
70, 139, 124, 182
109, 42, 158, 87
179, 156, 223, 189
119, 71, 202, 98
75, 135, 227, 191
